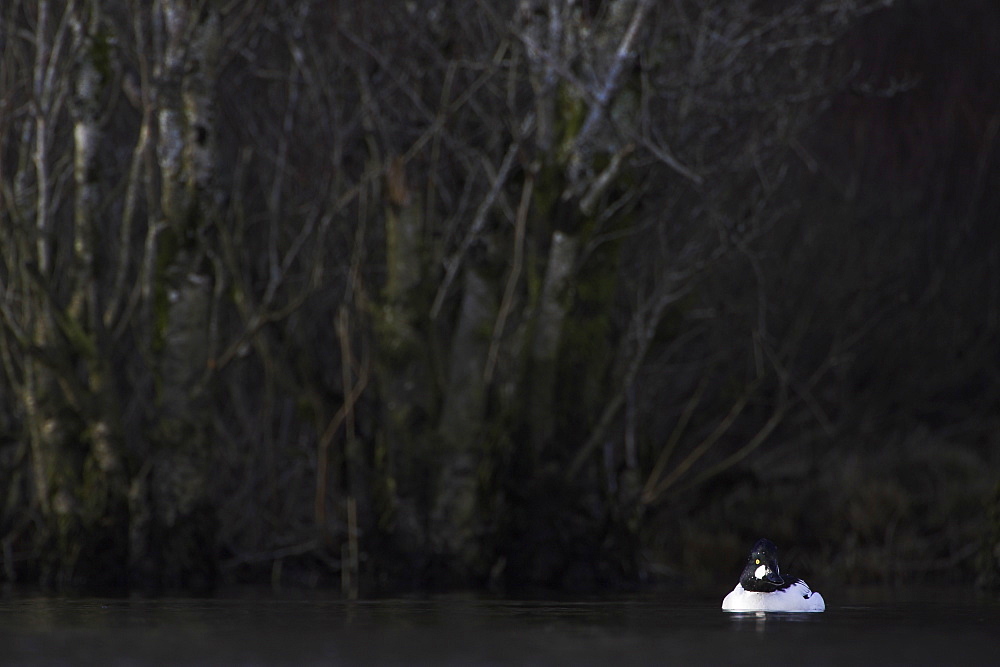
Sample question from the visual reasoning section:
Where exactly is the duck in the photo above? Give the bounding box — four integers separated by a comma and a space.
721, 538, 825, 612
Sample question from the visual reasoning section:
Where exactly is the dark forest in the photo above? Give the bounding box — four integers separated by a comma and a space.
1, 0, 998, 595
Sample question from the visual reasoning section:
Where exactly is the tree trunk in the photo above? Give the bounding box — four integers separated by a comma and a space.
528, 230, 580, 450
17, 0, 131, 590
128, 0, 220, 592
372, 159, 437, 579
433, 266, 496, 576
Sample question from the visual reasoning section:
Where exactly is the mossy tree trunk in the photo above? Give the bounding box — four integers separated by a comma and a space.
127, 0, 221, 592
363, 0, 652, 589
370, 158, 439, 579
13, 0, 131, 590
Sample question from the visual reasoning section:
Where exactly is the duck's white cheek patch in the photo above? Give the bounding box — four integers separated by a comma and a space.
754, 564, 768, 579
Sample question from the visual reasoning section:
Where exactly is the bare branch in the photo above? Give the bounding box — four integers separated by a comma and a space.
484, 171, 533, 384
430, 119, 529, 318
572, 0, 654, 155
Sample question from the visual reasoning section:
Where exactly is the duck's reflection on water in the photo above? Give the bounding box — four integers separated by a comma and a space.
726, 608, 825, 633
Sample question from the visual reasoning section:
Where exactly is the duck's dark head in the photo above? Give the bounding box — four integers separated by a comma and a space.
739, 538, 786, 592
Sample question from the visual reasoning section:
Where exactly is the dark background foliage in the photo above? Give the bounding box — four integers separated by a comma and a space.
1, 0, 998, 594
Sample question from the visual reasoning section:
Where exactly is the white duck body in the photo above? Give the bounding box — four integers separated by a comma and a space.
721, 538, 826, 613
722, 579, 826, 612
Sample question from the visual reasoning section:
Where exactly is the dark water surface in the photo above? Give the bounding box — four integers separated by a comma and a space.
1, 587, 997, 665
